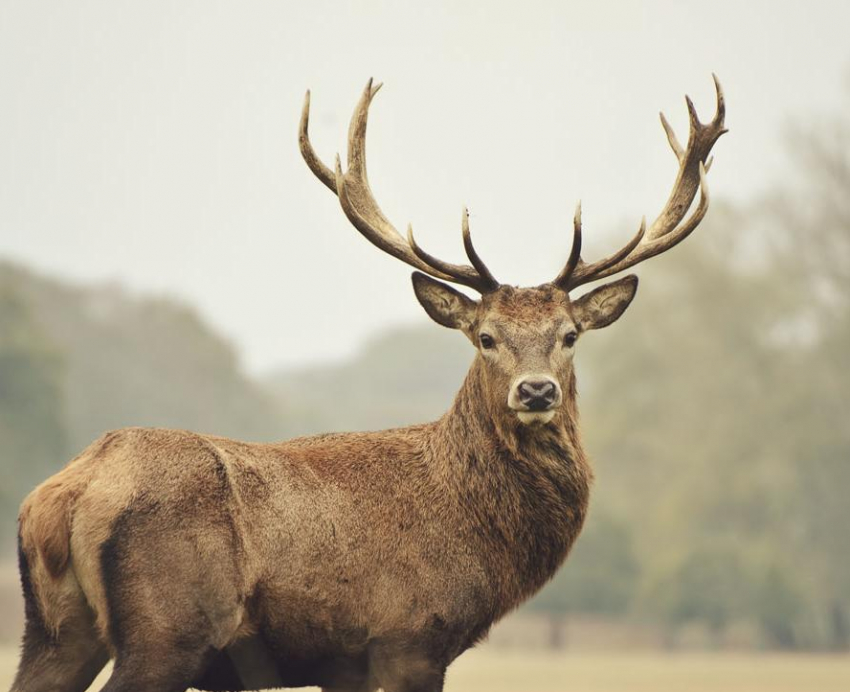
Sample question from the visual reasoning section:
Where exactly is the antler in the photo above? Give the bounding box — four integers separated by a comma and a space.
299, 79, 500, 293
554, 75, 727, 292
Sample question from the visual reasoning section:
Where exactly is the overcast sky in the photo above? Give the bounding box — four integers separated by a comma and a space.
1, 1, 848, 373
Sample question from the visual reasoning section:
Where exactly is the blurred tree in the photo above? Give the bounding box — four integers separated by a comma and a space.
268, 325, 471, 435
0, 262, 282, 455
528, 512, 639, 648
0, 283, 67, 544
640, 545, 752, 638
752, 563, 804, 649
579, 175, 848, 649
761, 109, 850, 650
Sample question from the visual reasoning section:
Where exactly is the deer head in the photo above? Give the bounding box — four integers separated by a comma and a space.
299, 79, 726, 426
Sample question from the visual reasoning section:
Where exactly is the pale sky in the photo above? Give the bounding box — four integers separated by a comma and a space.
1, 1, 848, 372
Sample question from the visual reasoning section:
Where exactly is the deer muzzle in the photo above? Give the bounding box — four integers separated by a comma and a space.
509, 375, 562, 425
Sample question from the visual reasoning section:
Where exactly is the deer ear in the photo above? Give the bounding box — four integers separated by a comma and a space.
411, 272, 478, 332
572, 275, 638, 331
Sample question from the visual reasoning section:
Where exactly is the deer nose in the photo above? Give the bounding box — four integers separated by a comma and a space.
517, 379, 558, 411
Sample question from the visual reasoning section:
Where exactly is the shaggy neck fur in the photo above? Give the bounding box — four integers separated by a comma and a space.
426, 356, 593, 614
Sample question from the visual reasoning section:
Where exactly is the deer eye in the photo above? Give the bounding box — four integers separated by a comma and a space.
563, 331, 578, 348
479, 333, 496, 350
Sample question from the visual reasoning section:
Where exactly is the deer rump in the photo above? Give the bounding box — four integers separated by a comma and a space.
18, 423, 587, 689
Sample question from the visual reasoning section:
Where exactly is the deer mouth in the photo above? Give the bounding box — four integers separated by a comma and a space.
515, 410, 557, 426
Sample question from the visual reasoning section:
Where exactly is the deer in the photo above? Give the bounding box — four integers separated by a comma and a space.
11, 77, 726, 692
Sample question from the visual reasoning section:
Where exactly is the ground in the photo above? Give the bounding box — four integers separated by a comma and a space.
2, 647, 849, 691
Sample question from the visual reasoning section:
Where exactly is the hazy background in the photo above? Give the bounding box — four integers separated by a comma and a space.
2, 0, 849, 370
1, 1, 849, 690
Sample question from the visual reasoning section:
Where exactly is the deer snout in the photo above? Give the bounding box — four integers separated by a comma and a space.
518, 379, 558, 410
511, 377, 562, 412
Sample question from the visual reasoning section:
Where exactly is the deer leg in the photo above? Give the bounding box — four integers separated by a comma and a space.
96, 515, 249, 692
373, 664, 445, 692
98, 646, 215, 692
368, 643, 445, 692
11, 621, 108, 692
97, 608, 228, 692
96, 583, 243, 692
11, 569, 108, 692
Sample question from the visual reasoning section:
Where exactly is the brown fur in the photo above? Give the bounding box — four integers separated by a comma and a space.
12, 279, 640, 692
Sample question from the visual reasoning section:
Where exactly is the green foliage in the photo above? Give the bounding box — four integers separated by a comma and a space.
642, 545, 751, 633
752, 565, 805, 649
0, 284, 66, 532
0, 264, 282, 453
530, 512, 639, 616
268, 325, 472, 436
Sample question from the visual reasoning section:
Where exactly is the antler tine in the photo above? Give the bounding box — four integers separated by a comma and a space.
553, 202, 583, 289
405, 210, 499, 293
660, 112, 684, 162
712, 73, 726, 128
461, 208, 499, 291
559, 76, 726, 291
403, 223, 491, 293
299, 90, 337, 193
301, 79, 500, 294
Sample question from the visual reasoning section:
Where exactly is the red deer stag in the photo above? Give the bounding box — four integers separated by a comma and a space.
12, 77, 726, 692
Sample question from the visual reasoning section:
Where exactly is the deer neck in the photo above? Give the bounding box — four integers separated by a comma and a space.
428, 357, 593, 608
433, 356, 585, 463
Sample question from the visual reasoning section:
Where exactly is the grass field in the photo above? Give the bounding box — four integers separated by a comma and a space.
2, 647, 849, 691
